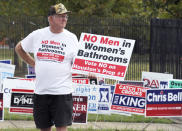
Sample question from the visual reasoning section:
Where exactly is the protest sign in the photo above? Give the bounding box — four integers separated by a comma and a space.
3, 78, 35, 108
142, 72, 173, 89
169, 79, 182, 88
145, 89, 182, 117
9, 89, 34, 114
0, 93, 3, 121
72, 33, 135, 81
72, 95, 88, 124
111, 84, 149, 115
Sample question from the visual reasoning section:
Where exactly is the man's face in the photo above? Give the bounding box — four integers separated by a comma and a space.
52, 13, 68, 28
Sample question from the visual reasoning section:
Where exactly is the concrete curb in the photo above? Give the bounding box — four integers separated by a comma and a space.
0, 121, 182, 131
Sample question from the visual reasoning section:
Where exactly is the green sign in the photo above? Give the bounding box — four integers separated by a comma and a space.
169, 80, 182, 88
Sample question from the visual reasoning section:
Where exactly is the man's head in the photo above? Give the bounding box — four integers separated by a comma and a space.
48, 3, 71, 31
48, 3, 71, 16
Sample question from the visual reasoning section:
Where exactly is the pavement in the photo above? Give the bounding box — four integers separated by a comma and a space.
0, 120, 182, 131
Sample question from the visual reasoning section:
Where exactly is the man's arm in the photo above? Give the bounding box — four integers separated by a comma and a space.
15, 42, 35, 67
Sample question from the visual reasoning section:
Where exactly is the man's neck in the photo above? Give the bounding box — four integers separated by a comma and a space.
49, 26, 64, 33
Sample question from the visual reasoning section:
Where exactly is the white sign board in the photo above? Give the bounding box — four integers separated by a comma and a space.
142, 71, 173, 89
3, 78, 35, 108
72, 33, 135, 81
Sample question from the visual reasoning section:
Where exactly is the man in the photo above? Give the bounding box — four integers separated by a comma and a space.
15, 3, 78, 131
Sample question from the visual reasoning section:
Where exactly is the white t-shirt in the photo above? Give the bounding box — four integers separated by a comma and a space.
21, 27, 79, 95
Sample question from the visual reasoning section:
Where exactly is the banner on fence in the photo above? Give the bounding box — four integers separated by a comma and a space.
3, 78, 35, 108
169, 79, 182, 88
142, 72, 173, 89
0, 93, 3, 121
9, 89, 34, 114
145, 89, 182, 117
111, 84, 149, 115
72, 95, 88, 124
71, 33, 135, 81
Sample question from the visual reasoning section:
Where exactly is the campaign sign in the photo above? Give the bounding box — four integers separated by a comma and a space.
3, 78, 35, 108
142, 72, 173, 89
160, 81, 168, 89
10, 89, 34, 114
27, 64, 35, 75
169, 79, 182, 88
0, 59, 11, 64
146, 89, 182, 117
72, 78, 89, 84
25, 75, 36, 79
73, 84, 99, 114
111, 84, 149, 115
119, 80, 143, 86
0, 63, 15, 82
97, 77, 105, 85
98, 86, 110, 114
71, 33, 135, 81
0, 93, 4, 121
72, 96, 88, 124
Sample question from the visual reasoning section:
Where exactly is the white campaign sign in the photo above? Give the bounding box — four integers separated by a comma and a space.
3, 78, 35, 108
142, 71, 173, 89
72, 33, 135, 81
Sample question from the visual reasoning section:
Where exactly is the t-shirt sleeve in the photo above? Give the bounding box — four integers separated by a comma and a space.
21, 31, 36, 53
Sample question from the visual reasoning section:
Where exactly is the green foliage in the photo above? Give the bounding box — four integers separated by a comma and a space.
0, 0, 181, 19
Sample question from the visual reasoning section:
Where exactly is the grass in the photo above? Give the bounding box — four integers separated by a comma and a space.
4, 108, 173, 124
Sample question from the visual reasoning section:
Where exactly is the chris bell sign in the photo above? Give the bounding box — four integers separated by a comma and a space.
145, 88, 182, 117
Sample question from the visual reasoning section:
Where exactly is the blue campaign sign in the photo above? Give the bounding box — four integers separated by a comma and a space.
0, 59, 11, 64
146, 88, 182, 117
112, 94, 145, 109
146, 89, 182, 104
99, 88, 109, 102
160, 81, 168, 89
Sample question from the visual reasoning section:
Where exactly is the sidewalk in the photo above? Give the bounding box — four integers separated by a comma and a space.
0, 120, 182, 131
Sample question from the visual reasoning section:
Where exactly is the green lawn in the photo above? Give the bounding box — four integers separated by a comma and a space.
4, 108, 173, 124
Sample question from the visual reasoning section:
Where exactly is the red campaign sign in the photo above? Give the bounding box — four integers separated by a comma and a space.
0, 93, 3, 121
115, 84, 147, 97
72, 59, 126, 77
37, 52, 64, 62
9, 89, 34, 114
12, 89, 34, 93
10, 108, 33, 114
146, 104, 182, 117
111, 105, 144, 114
72, 78, 89, 84
111, 84, 149, 115
72, 96, 88, 124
